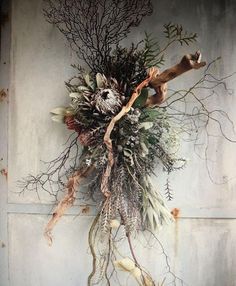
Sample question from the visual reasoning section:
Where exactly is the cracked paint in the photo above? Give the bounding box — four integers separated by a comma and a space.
0, 89, 7, 102
81, 205, 90, 214
171, 208, 180, 219
0, 168, 7, 179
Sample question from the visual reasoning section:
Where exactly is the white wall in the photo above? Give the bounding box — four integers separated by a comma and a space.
1, 0, 236, 285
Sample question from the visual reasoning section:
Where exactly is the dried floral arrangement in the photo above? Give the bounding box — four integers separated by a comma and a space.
20, 0, 236, 285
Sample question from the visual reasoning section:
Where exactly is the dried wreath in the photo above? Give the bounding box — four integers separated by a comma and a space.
20, 0, 236, 285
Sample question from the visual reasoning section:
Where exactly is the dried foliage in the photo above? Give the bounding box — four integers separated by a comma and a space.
44, 0, 152, 72
19, 1, 236, 285
163, 22, 197, 46
164, 177, 173, 201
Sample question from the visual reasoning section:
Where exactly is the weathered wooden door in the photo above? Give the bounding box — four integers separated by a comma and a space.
1, 0, 236, 285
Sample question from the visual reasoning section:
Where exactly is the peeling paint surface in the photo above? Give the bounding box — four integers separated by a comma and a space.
0, 168, 8, 179
0, 88, 7, 101
171, 208, 180, 219
81, 205, 90, 214
0, 241, 6, 248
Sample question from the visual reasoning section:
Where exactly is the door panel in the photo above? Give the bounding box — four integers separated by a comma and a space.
1, 0, 236, 285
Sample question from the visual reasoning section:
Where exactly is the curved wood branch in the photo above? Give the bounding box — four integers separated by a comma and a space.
146, 51, 206, 106
101, 52, 205, 201
87, 213, 100, 286
44, 166, 93, 245
101, 68, 158, 198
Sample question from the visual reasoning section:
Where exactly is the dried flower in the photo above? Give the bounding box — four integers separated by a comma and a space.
109, 219, 120, 229
114, 258, 135, 272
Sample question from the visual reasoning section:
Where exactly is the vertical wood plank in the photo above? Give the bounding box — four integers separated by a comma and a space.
0, 0, 10, 285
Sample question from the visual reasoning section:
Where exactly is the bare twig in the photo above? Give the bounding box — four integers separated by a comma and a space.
88, 214, 100, 286
43, 0, 152, 72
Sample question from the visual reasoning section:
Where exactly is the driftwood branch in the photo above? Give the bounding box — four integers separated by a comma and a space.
44, 166, 93, 245
102, 52, 205, 203
101, 68, 158, 198
146, 51, 206, 106
44, 51, 206, 246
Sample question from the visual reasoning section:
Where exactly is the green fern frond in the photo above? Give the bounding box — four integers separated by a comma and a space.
142, 32, 165, 68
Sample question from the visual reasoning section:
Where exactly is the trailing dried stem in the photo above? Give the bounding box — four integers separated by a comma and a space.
88, 213, 100, 286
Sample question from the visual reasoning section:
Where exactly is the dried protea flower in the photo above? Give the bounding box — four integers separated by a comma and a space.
94, 88, 122, 115
50, 73, 125, 147
72, 73, 124, 116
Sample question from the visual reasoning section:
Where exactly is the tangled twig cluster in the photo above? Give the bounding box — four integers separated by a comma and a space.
44, 0, 152, 73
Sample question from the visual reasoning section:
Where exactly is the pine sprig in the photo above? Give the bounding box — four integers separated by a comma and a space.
142, 32, 165, 68
163, 22, 197, 46
164, 177, 173, 201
